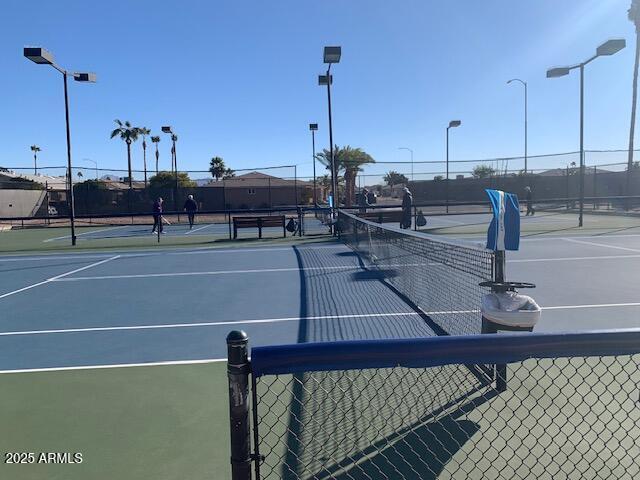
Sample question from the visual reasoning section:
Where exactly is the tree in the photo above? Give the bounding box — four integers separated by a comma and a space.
383, 171, 409, 187
151, 136, 161, 173
628, 1, 640, 197
149, 171, 196, 190
30, 145, 41, 175
73, 179, 108, 191
139, 127, 151, 187
434, 175, 444, 181
209, 156, 228, 181
472, 164, 496, 179
110, 120, 140, 189
7, 176, 43, 190
315, 145, 375, 206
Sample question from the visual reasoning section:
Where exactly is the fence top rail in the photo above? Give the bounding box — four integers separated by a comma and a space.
250, 329, 640, 377
0, 206, 333, 223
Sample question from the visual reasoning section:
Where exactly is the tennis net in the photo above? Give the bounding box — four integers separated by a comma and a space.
337, 209, 496, 336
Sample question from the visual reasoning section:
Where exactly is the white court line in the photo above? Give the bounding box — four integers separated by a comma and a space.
0, 255, 121, 300
1, 302, 640, 374
0, 312, 422, 337
50, 262, 438, 282
456, 233, 640, 242
0, 254, 115, 263
47, 254, 640, 282
563, 237, 640, 253
1, 302, 639, 339
43, 225, 129, 243
183, 224, 212, 235
52, 265, 360, 281
543, 302, 640, 311
0, 243, 345, 263
0, 358, 226, 375
509, 254, 640, 263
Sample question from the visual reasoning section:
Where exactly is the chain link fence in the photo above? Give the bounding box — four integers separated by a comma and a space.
228, 331, 640, 480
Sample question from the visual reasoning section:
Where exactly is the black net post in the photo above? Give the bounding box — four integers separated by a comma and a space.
493, 250, 507, 392
227, 330, 252, 480
413, 205, 417, 231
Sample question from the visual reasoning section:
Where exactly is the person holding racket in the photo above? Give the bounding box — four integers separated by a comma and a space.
151, 197, 164, 234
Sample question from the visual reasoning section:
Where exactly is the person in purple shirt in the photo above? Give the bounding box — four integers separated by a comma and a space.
151, 197, 164, 234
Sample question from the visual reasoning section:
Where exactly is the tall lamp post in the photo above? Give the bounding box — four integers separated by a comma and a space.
547, 38, 625, 227
309, 123, 318, 205
398, 147, 414, 181
319, 46, 341, 221
446, 120, 461, 214
162, 126, 179, 210
507, 78, 528, 174
24, 47, 96, 246
30, 145, 41, 175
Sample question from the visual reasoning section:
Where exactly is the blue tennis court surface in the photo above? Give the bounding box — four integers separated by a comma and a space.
1, 230, 640, 372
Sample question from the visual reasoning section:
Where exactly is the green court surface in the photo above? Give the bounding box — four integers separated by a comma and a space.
0, 362, 230, 480
0, 224, 326, 255
254, 356, 640, 479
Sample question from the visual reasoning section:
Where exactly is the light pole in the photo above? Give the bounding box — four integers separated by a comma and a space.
319, 46, 341, 220
162, 126, 179, 210
398, 147, 414, 181
30, 145, 41, 175
507, 78, 528, 174
446, 120, 461, 214
309, 123, 318, 205
24, 47, 96, 246
547, 38, 625, 227
84, 158, 98, 179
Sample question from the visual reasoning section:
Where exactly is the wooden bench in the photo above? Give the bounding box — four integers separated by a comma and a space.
358, 210, 405, 224
233, 215, 286, 239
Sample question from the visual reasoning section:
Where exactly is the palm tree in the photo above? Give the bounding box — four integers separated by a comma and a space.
629, 0, 640, 199
139, 127, 151, 187
209, 156, 228, 181
110, 120, 140, 189
151, 136, 161, 173
30, 145, 41, 175
316, 145, 375, 206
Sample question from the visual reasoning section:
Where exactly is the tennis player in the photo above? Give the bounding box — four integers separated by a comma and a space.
151, 197, 164, 234
183, 194, 198, 229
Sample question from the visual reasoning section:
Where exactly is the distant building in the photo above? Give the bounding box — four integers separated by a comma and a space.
0, 170, 67, 189
205, 171, 322, 209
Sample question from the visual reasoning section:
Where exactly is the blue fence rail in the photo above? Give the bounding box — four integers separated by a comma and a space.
228, 329, 640, 479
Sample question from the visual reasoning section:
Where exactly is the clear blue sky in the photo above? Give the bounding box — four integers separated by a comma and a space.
0, 0, 635, 181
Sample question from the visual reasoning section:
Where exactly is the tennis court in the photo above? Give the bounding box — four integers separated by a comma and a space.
1, 211, 640, 479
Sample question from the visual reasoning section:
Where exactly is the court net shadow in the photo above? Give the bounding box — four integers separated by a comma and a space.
255, 244, 497, 480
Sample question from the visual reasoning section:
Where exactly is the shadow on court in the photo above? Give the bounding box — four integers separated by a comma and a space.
270, 245, 497, 480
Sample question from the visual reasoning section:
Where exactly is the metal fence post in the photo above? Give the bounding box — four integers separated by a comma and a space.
566, 166, 570, 210
593, 166, 597, 210
227, 330, 252, 480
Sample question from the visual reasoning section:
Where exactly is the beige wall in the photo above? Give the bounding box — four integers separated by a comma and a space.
0, 189, 46, 217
